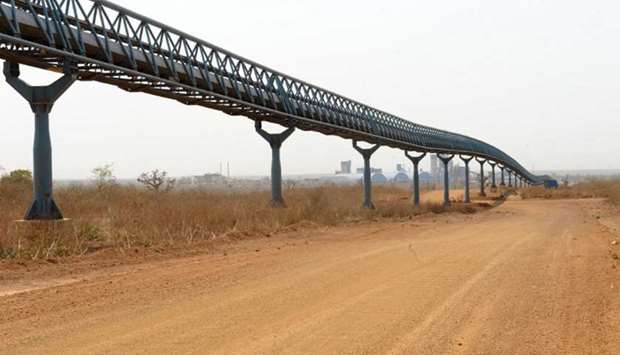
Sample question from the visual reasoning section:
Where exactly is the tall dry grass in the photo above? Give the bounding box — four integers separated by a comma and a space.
0, 183, 475, 260
521, 179, 620, 205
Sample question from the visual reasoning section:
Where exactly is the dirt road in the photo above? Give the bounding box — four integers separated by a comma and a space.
1, 199, 619, 354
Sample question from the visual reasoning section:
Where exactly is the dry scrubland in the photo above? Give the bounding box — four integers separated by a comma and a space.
2, 195, 619, 354
0, 183, 479, 260
1, 179, 618, 261
520, 179, 620, 204
2, 181, 620, 354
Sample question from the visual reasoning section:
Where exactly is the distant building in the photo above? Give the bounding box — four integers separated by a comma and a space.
336, 160, 352, 175
393, 172, 410, 183
192, 173, 229, 185
419, 171, 432, 184
372, 172, 388, 184
356, 167, 383, 174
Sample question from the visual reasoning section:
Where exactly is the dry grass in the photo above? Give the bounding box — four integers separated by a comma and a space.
0, 183, 480, 260
520, 179, 620, 205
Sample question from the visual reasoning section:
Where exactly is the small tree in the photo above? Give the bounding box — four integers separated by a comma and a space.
92, 164, 116, 191
137, 169, 175, 192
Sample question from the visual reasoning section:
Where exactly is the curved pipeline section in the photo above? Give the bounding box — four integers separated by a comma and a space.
0, 0, 552, 183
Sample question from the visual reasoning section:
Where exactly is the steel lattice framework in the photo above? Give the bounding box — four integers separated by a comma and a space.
0, 0, 551, 184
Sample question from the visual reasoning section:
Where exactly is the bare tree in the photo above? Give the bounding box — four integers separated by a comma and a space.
138, 169, 176, 192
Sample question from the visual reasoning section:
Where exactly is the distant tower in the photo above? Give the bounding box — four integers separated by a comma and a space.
336, 160, 352, 174
430, 154, 439, 183
342, 161, 352, 174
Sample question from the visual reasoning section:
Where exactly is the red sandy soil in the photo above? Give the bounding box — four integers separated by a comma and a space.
1, 198, 619, 354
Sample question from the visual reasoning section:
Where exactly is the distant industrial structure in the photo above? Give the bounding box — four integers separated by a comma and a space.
335, 161, 352, 175
331, 160, 433, 186
178, 156, 498, 191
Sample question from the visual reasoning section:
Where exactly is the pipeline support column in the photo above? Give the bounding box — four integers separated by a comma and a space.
405, 151, 426, 207
255, 121, 295, 207
4, 61, 75, 220
460, 155, 473, 203
354, 141, 380, 209
476, 158, 487, 197
500, 166, 506, 186
438, 154, 455, 206
489, 162, 497, 189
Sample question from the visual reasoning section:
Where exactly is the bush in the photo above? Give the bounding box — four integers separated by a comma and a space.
91, 164, 117, 191
1, 169, 32, 185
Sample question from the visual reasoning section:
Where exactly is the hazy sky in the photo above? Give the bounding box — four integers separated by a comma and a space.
1, 0, 619, 179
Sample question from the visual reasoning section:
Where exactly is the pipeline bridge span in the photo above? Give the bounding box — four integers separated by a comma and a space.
0, 0, 555, 219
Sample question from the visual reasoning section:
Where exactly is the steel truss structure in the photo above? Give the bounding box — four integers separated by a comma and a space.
0, 0, 552, 184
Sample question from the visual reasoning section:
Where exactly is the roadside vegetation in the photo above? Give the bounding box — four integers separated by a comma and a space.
520, 179, 620, 206
7, 168, 617, 262
0, 171, 482, 260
